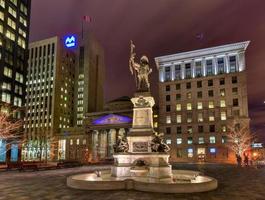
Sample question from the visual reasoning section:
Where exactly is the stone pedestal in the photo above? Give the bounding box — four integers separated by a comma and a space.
111, 92, 172, 179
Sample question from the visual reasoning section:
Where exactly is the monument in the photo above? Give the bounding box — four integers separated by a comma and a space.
66, 41, 218, 193
111, 41, 172, 179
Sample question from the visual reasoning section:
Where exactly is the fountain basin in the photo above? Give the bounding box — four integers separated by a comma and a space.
67, 170, 218, 193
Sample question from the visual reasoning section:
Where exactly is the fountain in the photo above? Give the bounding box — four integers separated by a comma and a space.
67, 41, 218, 193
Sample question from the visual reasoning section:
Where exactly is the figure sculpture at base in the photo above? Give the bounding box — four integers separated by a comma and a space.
151, 133, 170, 153
113, 135, 129, 153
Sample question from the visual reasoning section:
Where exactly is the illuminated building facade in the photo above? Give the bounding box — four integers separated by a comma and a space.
155, 41, 250, 163
23, 36, 75, 161
0, 0, 31, 163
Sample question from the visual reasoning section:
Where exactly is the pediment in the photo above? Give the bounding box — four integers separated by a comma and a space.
92, 114, 132, 125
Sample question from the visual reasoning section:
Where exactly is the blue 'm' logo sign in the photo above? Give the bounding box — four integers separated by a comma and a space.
64, 35, 77, 48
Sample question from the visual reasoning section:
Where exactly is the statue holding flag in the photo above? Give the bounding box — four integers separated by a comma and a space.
129, 41, 152, 92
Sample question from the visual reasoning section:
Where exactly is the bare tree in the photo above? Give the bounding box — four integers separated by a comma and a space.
226, 119, 253, 157
0, 112, 22, 140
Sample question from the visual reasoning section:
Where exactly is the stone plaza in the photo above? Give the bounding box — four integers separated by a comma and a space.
0, 164, 264, 200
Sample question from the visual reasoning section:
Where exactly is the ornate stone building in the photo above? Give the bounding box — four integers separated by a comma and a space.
155, 41, 250, 163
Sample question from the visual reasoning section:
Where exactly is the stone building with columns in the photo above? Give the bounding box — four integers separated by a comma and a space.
155, 41, 250, 163
56, 96, 159, 163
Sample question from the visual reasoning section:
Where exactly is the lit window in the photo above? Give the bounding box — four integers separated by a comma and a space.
0, 0, 5, 8
198, 113, 203, 122
208, 101, 214, 109
4, 67, 12, 78
76, 139, 80, 145
1, 92, 11, 103
209, 112, 215, 121
20, 3, 28, 15
6, 29, 15, 41
209, 136, 216, 144
19, 16, 27, 27
221, 111, 227, 120
187, 113, 192, 123
176, 138, 182, 144
154, 122, 158, 128
14, 97, 22, 107
10, 0, 17, 6
187, 137, 193, 144
187, 92, 192, 99
8, 6, 17, 18
166, 116, 171, 124
187, 103, 192, 110
82, 139, 86, 145
198, 137, 204, 144
176, 115, 182, 123
197, 102, 203, 110
220, 89, 225, 97
187, 148, 193, 158
176, 104, 181, 111
166, 139, 171, 145
220, 100, 226, 107
221, 125, 226, 132
70, 139, 73, 145
18, 37, 26, 49
0, 10, 4, 21
7, 18, 16, 30
15, 72, 23, 83
209, 148, 216, 154
2, 82, 11, 90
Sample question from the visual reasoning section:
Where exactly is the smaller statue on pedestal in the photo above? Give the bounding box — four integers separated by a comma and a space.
151, 133, 170, 153
129, 40, 152, 92
113, 135, 129, 153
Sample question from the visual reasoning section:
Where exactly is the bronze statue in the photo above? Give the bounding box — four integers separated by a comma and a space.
129, 40, 152, 92
151, 133, 170, 153
113, 135, 129, 153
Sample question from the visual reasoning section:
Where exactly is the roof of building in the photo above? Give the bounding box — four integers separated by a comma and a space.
155, 41, 250, 67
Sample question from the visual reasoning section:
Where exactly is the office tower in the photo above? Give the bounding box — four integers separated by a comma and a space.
155, 41, 250, 163
0, 0, 31, 163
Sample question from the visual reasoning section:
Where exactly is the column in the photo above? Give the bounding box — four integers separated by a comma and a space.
224, 54, 229, 73
202, 57, 206, 77
237, 51, 245, 72
171, 64, 175, 81
181, 62, 185, 79
159, 67, 165, 82
191, 59, 195, 78
213, 56, 218, 75
92, 130, 98, 161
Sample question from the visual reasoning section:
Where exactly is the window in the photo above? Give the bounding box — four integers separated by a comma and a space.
14, 97, 22, 107
217, 58, 225, 74
166, 85, 170, 91
222, 136, 227, 144
176, 115, 182, 123
176, 104, 181, 111
197, 81, 202, 88
1, 92, 11, 103
176, 94, 181, 100
166, 139, 171, 145
220, 89, 225, 97
198, 137, 204, 144
166, 105, 171, 112
186, 92, 192, 99
165, 66, 171, 81
2, 82, 11, 90
166, 116, 171, 124
4, 67, 12, 78
209, 148, 216, 154
232, 87, 238, 95
82, 139, 86, 145
195, 61, 202, 77
206, 60, 213, 75
208, 90, 214, 97
187, 148, 193, 158
187, 113, 192, 123
166, 127, 171, 134
232, 76, 237, 84
166, 95, 170, 101
208, 79, 213, 86
219, 78, 225, 85
187, 137, 193, 144
20, 3, 28, 15
233, 98, 239, 107
6, 29, 15, 41
221, 111, 227, 120
185, 63, 192, 78
198, 125, 204, 133
15, 72, 23, 83
8, 6, 17, 18
176, 84, 180, 90
197, 102, 203, 110
19, 16, 27, 27
177, 126, 182, 134
187, 126, 192, 134
10, 0, 17, 6
209, 136, 216, 144
198, 113, 203, 122
209, 112, 215, 122
208, 101, 214, 109
186, 82, 191, 89
229, 56, 237, 72
221, 125, 227, 132
197, 91, 202, 98
18, 37, 26, 49
209, 125, 215, 132
187, 103, 192, 110
220, 100, 226, 107
7, 18, 16, 30
0, 0, 5, 8
173, 65, 181, 80
177, 138, 182, 144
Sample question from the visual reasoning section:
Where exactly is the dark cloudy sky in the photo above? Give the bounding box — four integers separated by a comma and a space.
30, 0, 265, 141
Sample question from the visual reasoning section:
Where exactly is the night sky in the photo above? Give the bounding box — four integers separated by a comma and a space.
30, 0, 265, 141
